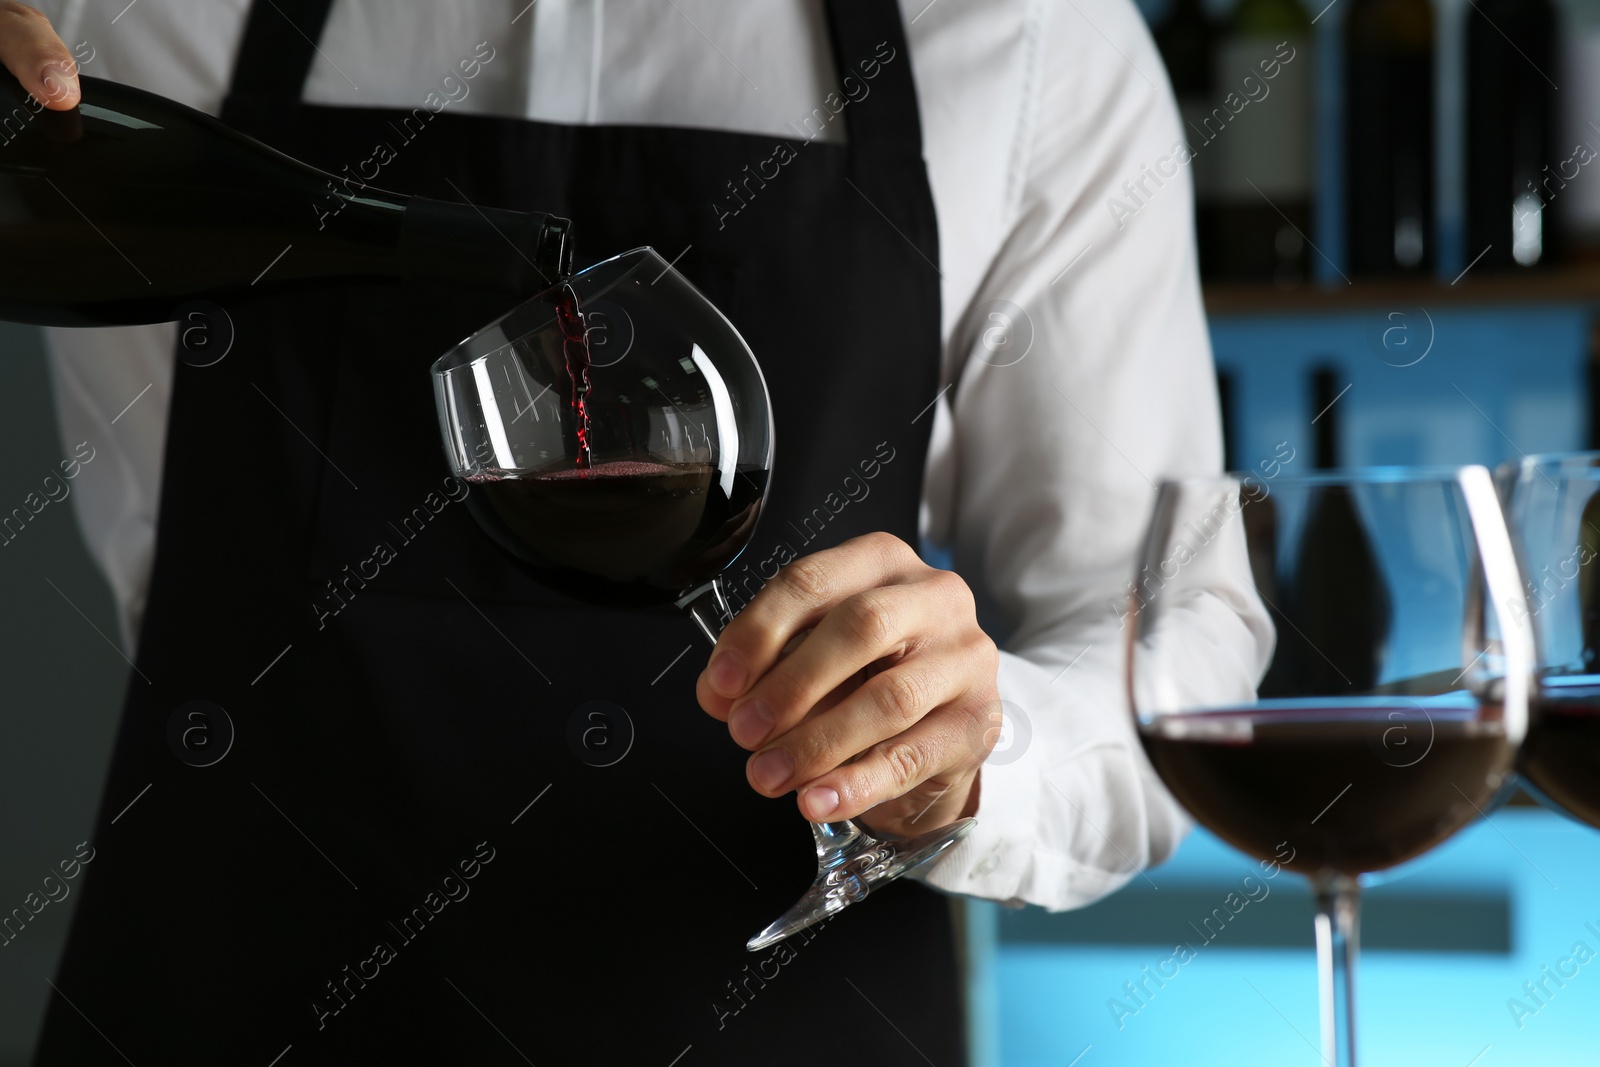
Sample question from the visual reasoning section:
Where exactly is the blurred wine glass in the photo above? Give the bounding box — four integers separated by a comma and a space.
1500, 452, 1600, 831
1129, 468, 1531, 1067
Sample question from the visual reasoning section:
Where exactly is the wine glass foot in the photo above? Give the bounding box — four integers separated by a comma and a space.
745, 817, 976, 952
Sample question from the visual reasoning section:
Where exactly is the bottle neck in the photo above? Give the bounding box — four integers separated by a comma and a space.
397, 197, 574, 294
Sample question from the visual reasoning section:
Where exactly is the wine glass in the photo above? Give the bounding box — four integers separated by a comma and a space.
1128, 468, 1531, 1067
1500, 452, 1600, 831
432, 246, 974, 951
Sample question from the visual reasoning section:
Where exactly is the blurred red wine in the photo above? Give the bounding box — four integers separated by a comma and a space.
466, 460, 767, 606
1141, 703, 1513, 875
1521, 680, 1600, 830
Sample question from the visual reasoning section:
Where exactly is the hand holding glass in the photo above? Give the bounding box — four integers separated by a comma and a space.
432, 248, 973, 950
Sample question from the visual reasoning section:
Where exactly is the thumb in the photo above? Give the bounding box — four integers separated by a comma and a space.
0, 2, 81, 110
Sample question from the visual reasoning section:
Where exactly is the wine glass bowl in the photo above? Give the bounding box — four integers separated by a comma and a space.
433, 246, 772, 607
1129, 467, 1532, 1066
1500, 452, 1600, 831
432, 245, 973, 951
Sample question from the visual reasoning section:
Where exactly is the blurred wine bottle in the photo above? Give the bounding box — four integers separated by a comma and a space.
1466, 0, 1556, 270
1261, 366, 1391, 696
1580, 486, 1600, 663
1559, 0, 1600, 261
1210, 0, 1315, 284
1153, 0, 1220, 275
1346, 0, 1435, 275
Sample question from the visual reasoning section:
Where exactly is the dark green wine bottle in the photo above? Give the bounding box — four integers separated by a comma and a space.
1465, 0, 1556, 270
1210, 0, 1314, 284
0, 71, 573, 327
1345, 0, 1435, 275
1152, 0, 1220, 274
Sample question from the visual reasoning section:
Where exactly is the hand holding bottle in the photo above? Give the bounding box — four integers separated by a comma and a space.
0, 2, 79, 109
0, 50, 572, 326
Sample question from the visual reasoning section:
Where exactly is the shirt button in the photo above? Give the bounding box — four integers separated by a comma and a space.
971, 845, 1005, 877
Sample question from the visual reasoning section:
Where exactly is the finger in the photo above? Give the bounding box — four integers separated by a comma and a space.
796, 666, 865, 723
743, 654, 963, 799
700, 628, 813, 725
698, 531, 920, 706
855, 766, 978, 837
793, 700, 980, 822
725, 577, 962, 751
0, 3, 80, 109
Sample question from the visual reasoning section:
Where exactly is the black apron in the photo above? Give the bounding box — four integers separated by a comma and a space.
35, 2, 961, 1063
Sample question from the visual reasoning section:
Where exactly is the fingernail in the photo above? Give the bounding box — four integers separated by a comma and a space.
802, 786, 839, 820
749, 748, 793, 793
39, 62, 78, 102
728, 699, 775, 749
708, 652, 746, 696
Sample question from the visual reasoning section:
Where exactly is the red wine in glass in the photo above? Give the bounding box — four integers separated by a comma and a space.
466, 460, 768, 607
1141, 700, 1513, 875
1519, 676, 1600, 830
468, 282, 768, 605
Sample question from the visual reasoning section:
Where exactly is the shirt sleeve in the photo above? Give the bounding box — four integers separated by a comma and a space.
914, 0, 1273, 911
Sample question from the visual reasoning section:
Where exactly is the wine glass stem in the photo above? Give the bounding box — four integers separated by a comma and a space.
1313, 873, 1360, 1067
679, 578, 734, 646
679, 576, 866, 848
810, 817, 862, 854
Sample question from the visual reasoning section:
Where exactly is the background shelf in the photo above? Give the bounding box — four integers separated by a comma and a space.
1205, 265, 1600, 315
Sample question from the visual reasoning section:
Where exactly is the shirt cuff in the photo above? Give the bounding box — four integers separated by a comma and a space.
913, 646, 1190, 911
912, 691, 1044, 905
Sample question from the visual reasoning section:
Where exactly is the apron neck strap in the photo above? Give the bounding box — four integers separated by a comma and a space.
229, 0, 336, 99
226, 0, 924, 157
823, 0, 923, 157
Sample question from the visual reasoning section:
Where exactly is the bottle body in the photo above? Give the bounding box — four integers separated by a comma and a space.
1258, 366, 1390, 696
1464, 0, 1556, 270
1345, 0, 1435, 276
0, 72, 571, 327
1560, 1, 1600, 260
1209, 0, 1315, 284
1153, 0, 1220, 275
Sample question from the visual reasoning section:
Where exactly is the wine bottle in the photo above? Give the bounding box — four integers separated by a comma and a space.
1210, 0, 1315, 284
1345, 0, 1435, 276
1465, 0, 1556, 270
1580, 487, 1600, 665
1216, 367, 1237, 472
1152, 0, 1220, 275
1559, 0, 1600, 261
0, 71, 573, 327
1260, 366, 1391, 696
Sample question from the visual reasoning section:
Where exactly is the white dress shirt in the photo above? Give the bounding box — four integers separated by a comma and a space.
31, 0, 1271, 912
